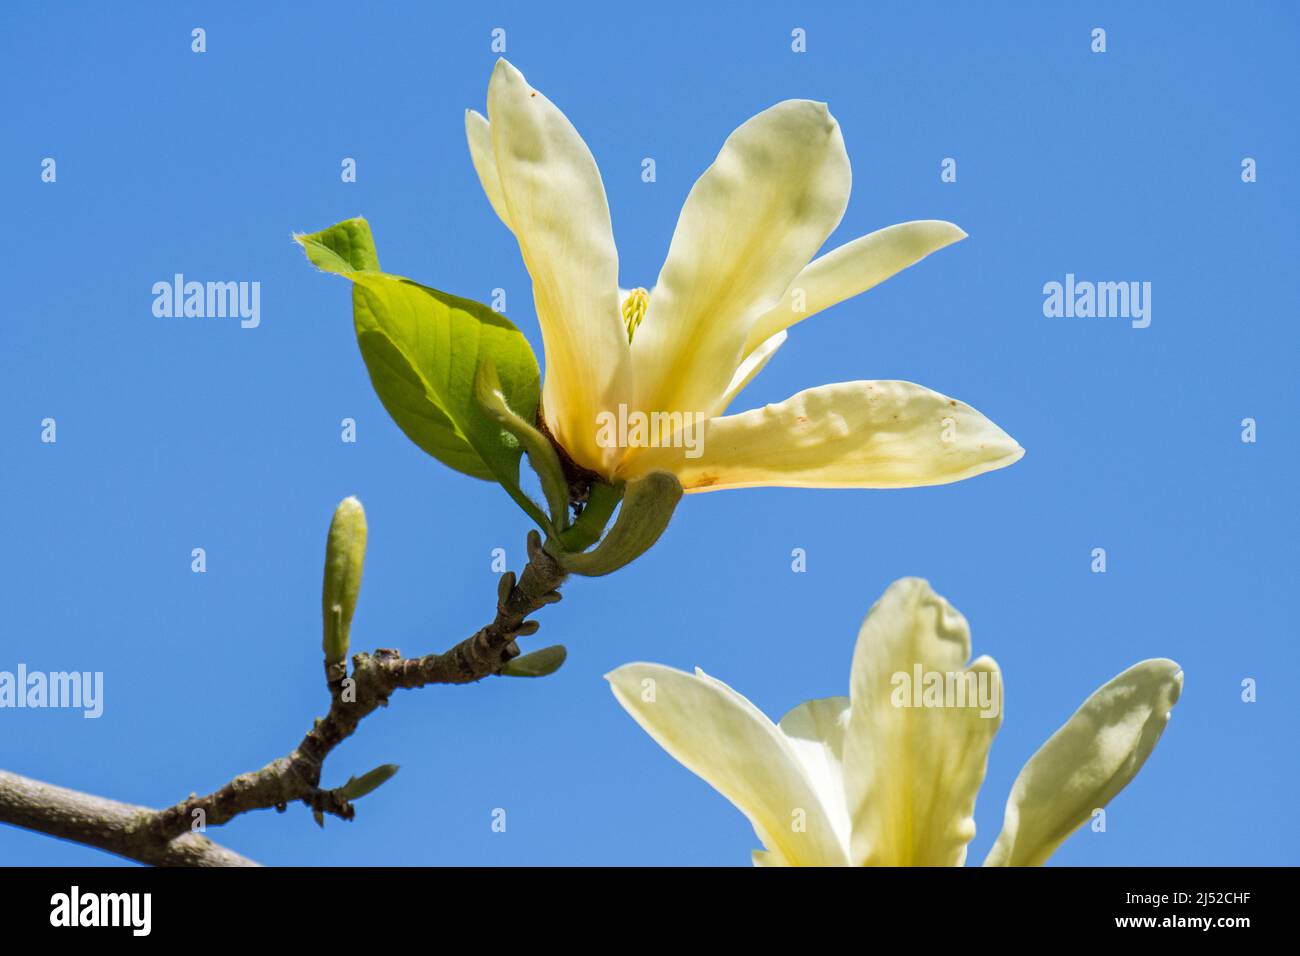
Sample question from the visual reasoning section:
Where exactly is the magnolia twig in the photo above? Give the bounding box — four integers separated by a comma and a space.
0, 770, 258, 867
0, 531, 566, 866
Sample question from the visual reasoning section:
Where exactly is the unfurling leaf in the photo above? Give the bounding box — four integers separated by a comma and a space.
556, 481, 623, 553
552, 473, 682, 576
500, 644, 568, 678
475, 362, 569, 533
322, 496, 367, 665
338, 764, 400, 801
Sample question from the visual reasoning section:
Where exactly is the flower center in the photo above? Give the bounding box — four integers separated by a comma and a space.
621, 288, 649, 343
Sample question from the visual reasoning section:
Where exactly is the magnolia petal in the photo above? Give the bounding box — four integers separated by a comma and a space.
626, 99, 851, 438
983, 659, 1183, 868
464, 109, 512, 232
744, 221, 968, 354
716, 330, 787, 415
625, 380, 1022, 491
607, 663, 848, 866
485, 59, 631, 475
777, 696, 852, 851
841, 578, 1003, 867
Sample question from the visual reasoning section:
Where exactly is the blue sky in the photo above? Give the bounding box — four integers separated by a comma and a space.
1, 0, 1296, 866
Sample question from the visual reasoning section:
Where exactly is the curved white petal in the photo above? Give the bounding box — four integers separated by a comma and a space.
840, 578, 1003, 866
464, 109, 512, 232
777, 696, 852, 851
607, 663, 848, 866
485, 59, 631, 475
627, 99, 852, 436
715, 330, 786, 415
744, 221, 968, 354
623, 379, 1023, 491
983, 659, 1183, 867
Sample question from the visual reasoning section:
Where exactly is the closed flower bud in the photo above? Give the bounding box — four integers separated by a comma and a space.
322, 496, 367, 665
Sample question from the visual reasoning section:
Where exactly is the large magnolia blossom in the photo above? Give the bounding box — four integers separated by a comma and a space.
607, 578, 1182, 866
466, 60, 1022, 492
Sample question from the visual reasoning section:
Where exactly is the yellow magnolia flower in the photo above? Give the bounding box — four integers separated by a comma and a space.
607, 578, 1182, 866
466, 60, 1023, 492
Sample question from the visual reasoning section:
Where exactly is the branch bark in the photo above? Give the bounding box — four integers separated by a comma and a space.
0, 770, 258, 867
0, 531, 567, 866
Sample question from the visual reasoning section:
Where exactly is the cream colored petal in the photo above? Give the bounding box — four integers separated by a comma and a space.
607, 663, 849, 866
485, 59, 631, 475
983, 659, 1183, 868
777, 697, 852, 851
715, 330, 786, 415
465, 109, 513, 232
627, 99, 851, 431
744, 221, 967, 354
839, 578, 1003, 867
623, 380, 1022, 491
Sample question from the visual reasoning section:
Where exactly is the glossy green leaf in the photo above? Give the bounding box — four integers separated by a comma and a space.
296, 219, 542, 495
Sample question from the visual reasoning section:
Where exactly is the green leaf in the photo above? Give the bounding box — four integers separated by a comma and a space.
296, 219, 543, 501
295, 217, 381, 275
500, 644, 568, 678
338, 764, 400, 801
351, 276, 542, 505
552, 473, 682, 576
349, 297, 496, 481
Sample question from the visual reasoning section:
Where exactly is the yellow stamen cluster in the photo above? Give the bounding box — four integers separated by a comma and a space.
621, 288, 649, 343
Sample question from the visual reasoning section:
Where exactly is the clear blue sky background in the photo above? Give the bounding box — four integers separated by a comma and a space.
2, 1, 1296, 866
